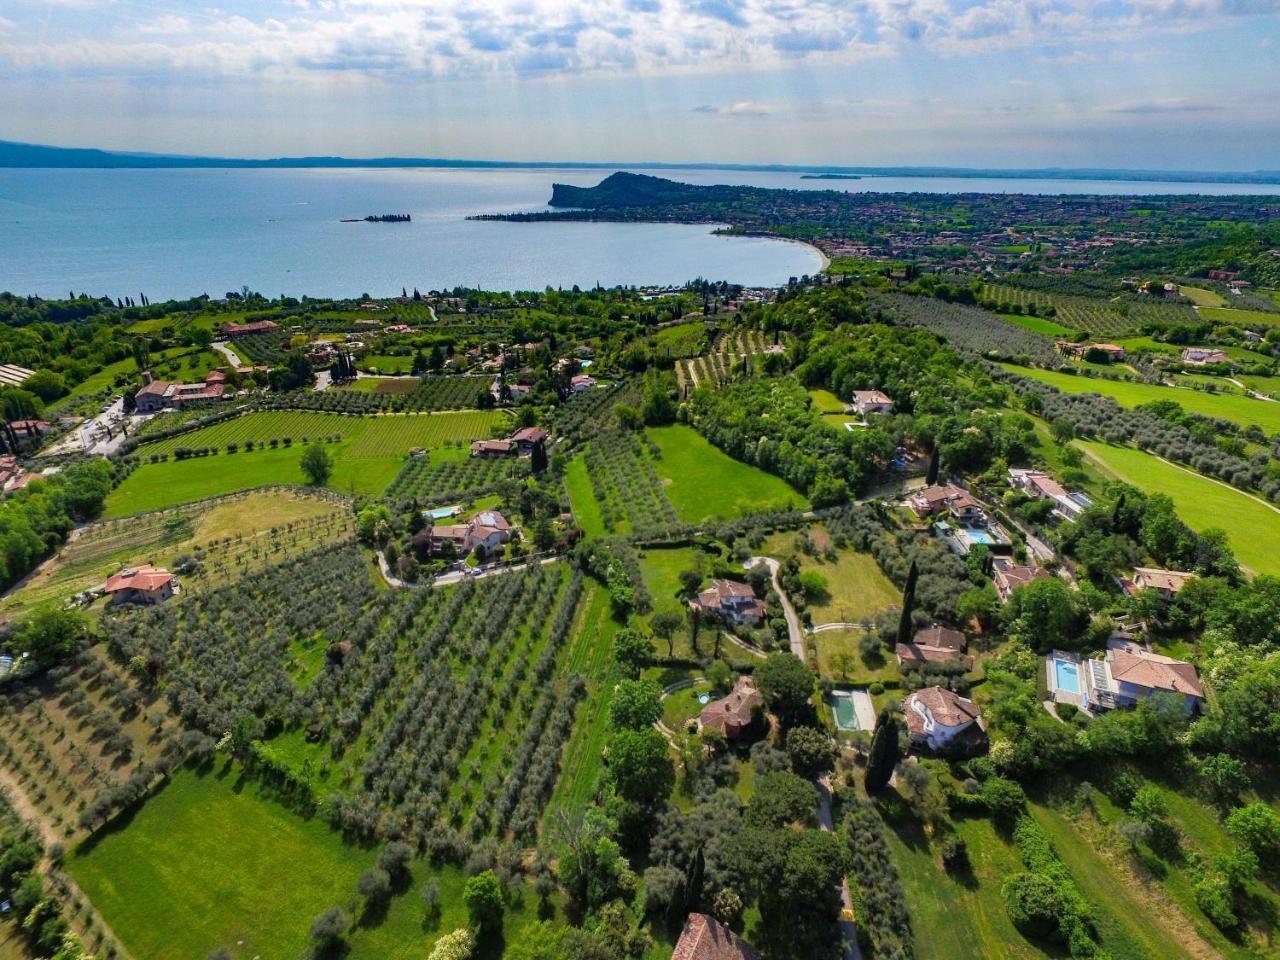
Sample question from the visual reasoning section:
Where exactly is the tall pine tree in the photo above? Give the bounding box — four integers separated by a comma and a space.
866, 710, 900, 794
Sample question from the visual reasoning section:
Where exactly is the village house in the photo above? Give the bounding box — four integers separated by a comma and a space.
1048, 641, 1204, 713
689, 579, 766, 626
220, 319, 280, 339
1182, 347, 1230, 366
903, 686, 987, 754
570, 374, 597, 392
849, 389, 894, 416
671, 913, 760, 960
896, 625, 972, 670
133, 371, 227, 413
510, 426, 548, 455
470, 439, 515, 458
699, 675, 764, 739
992, 557, 1050, 603
8, 419, 50, 438
429, 510, 512, 556
104, 565, 179, 605
1125, 567, 1196, 603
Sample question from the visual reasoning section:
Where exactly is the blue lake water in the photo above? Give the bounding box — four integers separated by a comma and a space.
2, 166, 1277, 299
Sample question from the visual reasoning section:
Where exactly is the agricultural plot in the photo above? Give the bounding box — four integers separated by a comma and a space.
300, 375, 493, 413
999, 313, 1075, 337
580, 430, 681, 537
136, 409, 508, 457
649, 322, 708, 359
677, 328, 782, 389
229, 333, 290, 366
0, 489, 353, 621
1177, 285, 1227, 307
979, 282, 1200, 335
554, 379, 645, 444
1077, 440, 1280, 576
647, 424, 809, 522
384, 445, 528, 505
1199, 306, 1280, 328
101, 547, 588, 844
871, 293, 1057, 363
1003, 364, 1280, 435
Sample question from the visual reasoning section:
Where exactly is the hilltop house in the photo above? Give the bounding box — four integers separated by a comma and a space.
903, 686, 987, 754
689, 579, 766, 626
849, 389, 894, 416
992, 557, 1050, 603
104, 565, 178, 605
1049, 641, 1204, 713
896, 625, 971, 670
699, 676, 764, 739
671, 913, 760, 960
134, 370, 226, 413
429, 510, 512, 556
1182, 347, 1230, 366
1124, 567, 1196, 603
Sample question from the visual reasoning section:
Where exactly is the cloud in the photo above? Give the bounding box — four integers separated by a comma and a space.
693, 100, 773, 116
0, 0, 1275, 87
1105, 98, 1219, 113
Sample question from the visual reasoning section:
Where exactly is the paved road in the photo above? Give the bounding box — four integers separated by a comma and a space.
809, 621, 872, 634
817, 774, 864, 960
45, 397, 133, 456
210, 340, 243, 368
746, 556, 805, 658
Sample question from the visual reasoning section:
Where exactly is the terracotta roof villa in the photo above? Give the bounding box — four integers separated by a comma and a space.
689, 579, 766, 626
896, 625, 971, 669
1049, 643, 1204, 713
904, 686, 987, 754
1127, 567, 1197, 601
221, 319, 280, 339
699, 675, 763, 738
671, 913, 760, 960
104, 565, 178, 605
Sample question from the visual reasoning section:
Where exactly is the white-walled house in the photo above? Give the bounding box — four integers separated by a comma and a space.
903, 686, 987, 754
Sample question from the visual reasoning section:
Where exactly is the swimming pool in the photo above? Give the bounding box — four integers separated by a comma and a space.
964, 529, 996, 545
425, 506, 458, 519
831, 693, 860, 732
1054, 658, 1081, 694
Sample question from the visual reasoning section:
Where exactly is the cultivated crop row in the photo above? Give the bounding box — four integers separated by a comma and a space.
583, 429, 680, 536
290, 375, 493, 414
872, 293, 1058, 364
554, 379, 645, 444
385, 450, 529, 505
229, 333, 291, 366
979, 282, 1199, 335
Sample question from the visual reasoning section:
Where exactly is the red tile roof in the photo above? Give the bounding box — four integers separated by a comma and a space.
699, 676, 763, 733
671, 914, 760, 960
104, 565, 175, 594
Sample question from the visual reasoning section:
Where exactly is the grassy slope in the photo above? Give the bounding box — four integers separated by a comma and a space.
564, 454, 607, 539
1001, 314, 1075, 337
68, 762, 375, 960
1178, 286, 1227, 307
1077, 440, 1280, 576
1004, 364, 1280, 434
1199, 306, 1280, 328
647, 424, 809, 523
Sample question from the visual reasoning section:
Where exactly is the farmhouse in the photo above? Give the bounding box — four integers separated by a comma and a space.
571, 374, 597, 392
221, 320, 280, 339
699, 676, 764, 739
689, 579, 766, 626
903, 686, 986, 754
992, 557, 1050, 602
134, 371, 226, 413
671, 913, 760, 960
1124, 567, 1196, 602
849, 389, 893, 416
510, 426, 549, 455
470, 439, 515, 458
104, 565, 179, 605
1181, 347, 1229, 366
429, 510, 512, 555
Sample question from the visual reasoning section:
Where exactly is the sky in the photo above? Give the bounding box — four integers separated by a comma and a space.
1, 0, 1278, 170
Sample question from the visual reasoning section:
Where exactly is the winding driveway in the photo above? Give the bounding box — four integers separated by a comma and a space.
745, 556, 805, 658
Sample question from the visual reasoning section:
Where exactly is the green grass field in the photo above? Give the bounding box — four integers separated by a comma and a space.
1000, 313, 1074, 337
52, 347, 218, 414
564, 455, 608, 539
1004, 364, 1280, 434
1177, 286, 1226, 307
1199, 306, 1280, 328
807, 389, 846, 413
1077, 440, 1280, 576
104, 443, 400, 515
647, 425, 808, 522
357, 353, 415, 374
69, 762, 376, 960
139, 410, 507, 456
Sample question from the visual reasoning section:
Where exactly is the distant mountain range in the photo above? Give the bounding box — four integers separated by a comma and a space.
2, 138, 1279, 185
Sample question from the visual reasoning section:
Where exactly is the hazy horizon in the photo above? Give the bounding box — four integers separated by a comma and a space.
2, 1, 1278, 172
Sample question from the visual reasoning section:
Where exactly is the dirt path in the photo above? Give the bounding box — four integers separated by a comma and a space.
747, 557, 805, 658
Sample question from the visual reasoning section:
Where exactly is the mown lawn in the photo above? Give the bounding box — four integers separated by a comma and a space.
1000, 313, 1074, 337
564, 454, 608, 539
1004, 364, 1280, 435
1077, 440, 1280, 576
1177, 286, 1227, 307
807, 388, 846, 413
887, 814, 1056, 960
647, 425, 809, 523
1199, 306, 1280, 328
68, 761, 376, 960
104, 443, 400, 515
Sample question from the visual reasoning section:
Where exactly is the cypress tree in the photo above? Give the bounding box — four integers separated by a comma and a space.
530, 440, 547, 475
685, 844, 705, 914
896, 560, 918, 647
866, 710, 900, 794
926, 446, 940, 486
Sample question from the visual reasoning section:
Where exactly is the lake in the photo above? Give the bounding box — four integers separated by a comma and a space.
2, 166, 1278, 299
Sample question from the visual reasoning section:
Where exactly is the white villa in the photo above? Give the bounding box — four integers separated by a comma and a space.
903, 686, 987, 754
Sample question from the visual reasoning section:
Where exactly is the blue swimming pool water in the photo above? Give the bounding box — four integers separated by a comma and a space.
426, 506, 457, 519
1054, 658, 1081, 694
965, 529, 996, 545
